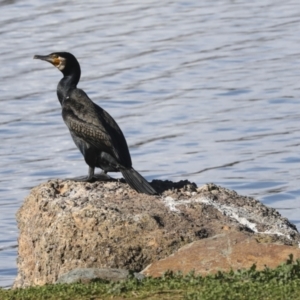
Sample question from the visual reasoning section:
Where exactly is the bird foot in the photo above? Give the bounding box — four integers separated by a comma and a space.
94, 172, 116, 181
67, 172, 116, 183
66, 175, 95, 182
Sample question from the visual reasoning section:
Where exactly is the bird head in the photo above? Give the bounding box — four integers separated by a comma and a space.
34, 52, 80, 76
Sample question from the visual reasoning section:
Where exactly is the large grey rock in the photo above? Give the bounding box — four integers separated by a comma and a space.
14, 180, 300, 288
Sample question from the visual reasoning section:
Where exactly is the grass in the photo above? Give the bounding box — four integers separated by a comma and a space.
1, 255, 300, 299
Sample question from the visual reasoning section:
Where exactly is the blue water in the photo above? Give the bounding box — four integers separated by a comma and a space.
1, 0, 300, 287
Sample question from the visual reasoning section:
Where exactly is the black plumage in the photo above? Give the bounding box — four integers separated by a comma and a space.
34, 52, 156, 195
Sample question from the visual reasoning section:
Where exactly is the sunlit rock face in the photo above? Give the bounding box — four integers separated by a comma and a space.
141, 231, 300, 277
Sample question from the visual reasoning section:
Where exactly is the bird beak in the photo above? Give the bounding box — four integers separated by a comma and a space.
34, 54, 63, 69
33, 54, 54, 63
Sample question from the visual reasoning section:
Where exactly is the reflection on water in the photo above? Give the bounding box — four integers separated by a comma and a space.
1, 0, 300, 287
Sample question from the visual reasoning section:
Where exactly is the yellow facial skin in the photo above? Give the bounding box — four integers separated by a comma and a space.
52, 57, 61, 67
50, 56, 66, 71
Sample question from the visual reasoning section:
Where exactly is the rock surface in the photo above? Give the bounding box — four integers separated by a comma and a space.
14, 179, 300, 288
56, 268, 143, 284
141, 231, 300, 277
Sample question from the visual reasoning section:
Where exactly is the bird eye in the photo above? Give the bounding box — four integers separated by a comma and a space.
52, 54, 59, 58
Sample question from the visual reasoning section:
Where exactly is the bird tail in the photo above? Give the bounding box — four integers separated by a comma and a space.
121, 168, 157, 195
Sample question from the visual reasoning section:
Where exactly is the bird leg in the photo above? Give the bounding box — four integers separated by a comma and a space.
66, 166, 95, 182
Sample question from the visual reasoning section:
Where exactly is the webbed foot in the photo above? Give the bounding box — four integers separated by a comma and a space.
67, 168, 117, 183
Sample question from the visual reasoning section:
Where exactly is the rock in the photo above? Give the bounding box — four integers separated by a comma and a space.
56, 268, 143, 284
141, 231, 300, 277
13, 180, 300, 288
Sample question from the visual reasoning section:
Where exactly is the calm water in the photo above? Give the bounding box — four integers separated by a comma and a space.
1, 0, 300, 287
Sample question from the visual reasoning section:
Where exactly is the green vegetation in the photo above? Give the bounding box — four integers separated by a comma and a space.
1, 255, 300, 300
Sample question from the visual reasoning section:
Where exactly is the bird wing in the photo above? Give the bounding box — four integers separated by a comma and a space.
62, 89, 132, 167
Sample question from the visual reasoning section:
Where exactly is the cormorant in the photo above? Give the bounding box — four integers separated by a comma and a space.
34, 52, 157, 195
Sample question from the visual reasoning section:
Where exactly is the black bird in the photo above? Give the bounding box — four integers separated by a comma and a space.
34, 52, 157, 195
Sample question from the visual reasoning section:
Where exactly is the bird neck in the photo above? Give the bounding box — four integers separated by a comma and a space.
57, 73, 80, 105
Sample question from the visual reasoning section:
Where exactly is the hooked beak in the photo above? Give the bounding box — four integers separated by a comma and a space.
33, 54, 54, 63
33, 54, 64, 70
